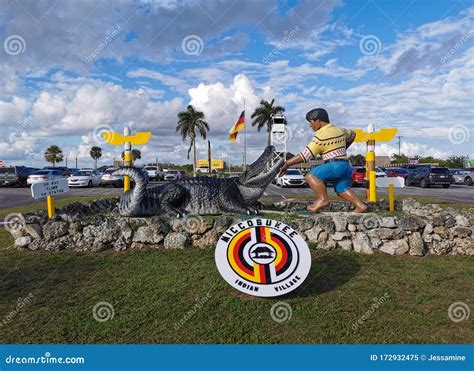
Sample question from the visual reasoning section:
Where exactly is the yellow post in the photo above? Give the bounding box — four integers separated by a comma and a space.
123, 126, 133, 193
369, 170, 376, 202
47, 195, 55, 218
366, 150, 376, 201
388, 184, 395, 212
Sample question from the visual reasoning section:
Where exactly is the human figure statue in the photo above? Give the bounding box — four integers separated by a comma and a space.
279, 108, 368, 213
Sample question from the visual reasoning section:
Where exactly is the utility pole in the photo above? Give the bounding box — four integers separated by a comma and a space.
208, 140, 211, 174
397, 136, 403, 157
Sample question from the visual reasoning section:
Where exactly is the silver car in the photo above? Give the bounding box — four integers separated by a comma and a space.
101, 168, 124, 187
276, 169, 306, 187
164, 170, 181, 181
450, 169, 473, 186
27, 170, 66, 185
68, 169, 102, 187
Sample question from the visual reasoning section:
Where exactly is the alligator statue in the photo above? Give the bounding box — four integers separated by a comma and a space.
113, 146, 284, 217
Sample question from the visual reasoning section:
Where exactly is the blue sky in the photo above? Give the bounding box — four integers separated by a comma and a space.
0, 0, 473, 168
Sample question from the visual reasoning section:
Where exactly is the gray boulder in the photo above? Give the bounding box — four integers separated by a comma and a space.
353, 233, 373, 254
408, 232, 425, 256
379, 239, 409, 255
164, 232, 190, 249
15, 236, 32, 248
43, 221, 68, 241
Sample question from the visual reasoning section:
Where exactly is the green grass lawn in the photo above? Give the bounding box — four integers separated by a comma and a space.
0, 195, 116, 219
0, 196, 472, 344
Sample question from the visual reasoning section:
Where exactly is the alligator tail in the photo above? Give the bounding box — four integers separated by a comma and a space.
113, 167, 148, 216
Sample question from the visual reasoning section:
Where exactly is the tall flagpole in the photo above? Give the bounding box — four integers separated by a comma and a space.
243, 98, 247, 167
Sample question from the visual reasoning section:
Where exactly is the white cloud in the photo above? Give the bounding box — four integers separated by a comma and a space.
188, 74, 261, 135
127, 69, 187, 92
0, 97, 30, 127
358, 7, 474, 75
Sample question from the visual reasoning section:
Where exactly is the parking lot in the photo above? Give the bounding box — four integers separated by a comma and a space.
0, 181, 473, 210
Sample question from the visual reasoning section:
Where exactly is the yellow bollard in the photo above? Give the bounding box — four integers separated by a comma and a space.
124, 176, 131, 192
123, 148, 133, 193
47, 195, 55, 218
366, 151, 375, 201
388, 184, 395, 212
369, 171, 376, 203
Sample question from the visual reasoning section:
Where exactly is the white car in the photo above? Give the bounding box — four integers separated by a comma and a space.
145, 165, 162, 181
375, 167, 387, 178
276, 169, 306, 187
164, 170, 181, 181
68, 169, 102, 187
27, 170, 66, 185
101, 168, 124, 187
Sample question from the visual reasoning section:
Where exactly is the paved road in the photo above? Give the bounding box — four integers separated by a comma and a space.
0, 182, 473, 210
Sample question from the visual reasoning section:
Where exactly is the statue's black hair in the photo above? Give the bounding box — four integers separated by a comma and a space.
306, 108, 329, 123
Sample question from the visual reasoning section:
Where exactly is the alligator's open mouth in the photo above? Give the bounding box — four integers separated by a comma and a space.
239, 146, 284, 186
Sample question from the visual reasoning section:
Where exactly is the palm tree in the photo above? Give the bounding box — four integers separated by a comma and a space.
90, 146, 102, 169
44, 145, 63, 167
121, 149, 142, 162
176, 105, 209, 176
250, 99, 285, 146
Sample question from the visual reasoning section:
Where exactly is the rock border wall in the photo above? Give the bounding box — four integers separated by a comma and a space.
6, 198, 473, 256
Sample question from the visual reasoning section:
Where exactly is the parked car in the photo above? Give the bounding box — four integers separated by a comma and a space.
351, 166, 366, 187
276, 169, 306, 187
101, 168, 124, 187
42, 166, 76, 176
450, 169, 473, 186
27, 170, 67, 185
164, 170, 181, 181
374, 167, 387, 177
68, 169, 102, 187
0, 166, 39, 187
405, 166, 453, 188
144, 165, 163, 181
385, 167, 409, 180
402, 164, 424, 175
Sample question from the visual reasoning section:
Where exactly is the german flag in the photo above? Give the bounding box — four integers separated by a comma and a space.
229, 110, 245, 142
